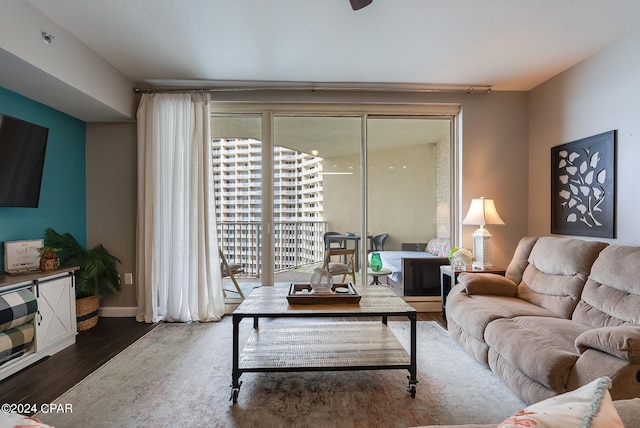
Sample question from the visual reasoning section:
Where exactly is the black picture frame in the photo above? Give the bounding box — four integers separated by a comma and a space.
551, 130, 616, 238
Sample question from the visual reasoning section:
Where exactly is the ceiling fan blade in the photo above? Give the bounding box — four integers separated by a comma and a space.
349, 0, 373, 11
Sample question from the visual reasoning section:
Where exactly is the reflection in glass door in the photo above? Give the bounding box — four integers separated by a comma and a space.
273, 115, 363, 281
366, 117, 452, 251
210, 114, 263, 281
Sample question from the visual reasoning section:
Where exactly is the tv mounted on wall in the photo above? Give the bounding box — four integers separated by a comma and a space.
0, 113, 49, 208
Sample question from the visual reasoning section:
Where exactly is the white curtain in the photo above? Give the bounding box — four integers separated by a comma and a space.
135, 92, 225, 323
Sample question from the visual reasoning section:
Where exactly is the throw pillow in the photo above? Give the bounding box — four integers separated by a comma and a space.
0, 413, 54, 428
426, 238, 451, 257
498, 377, 624, 428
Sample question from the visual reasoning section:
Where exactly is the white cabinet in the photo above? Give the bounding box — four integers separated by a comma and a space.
0, 268, 77, 380
35, 274, 77, 354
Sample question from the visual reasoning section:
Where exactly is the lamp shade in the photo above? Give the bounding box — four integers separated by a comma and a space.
462, 197, 505, 226
461, 197, 504, 270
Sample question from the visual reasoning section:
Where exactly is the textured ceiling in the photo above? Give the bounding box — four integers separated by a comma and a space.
26, 0, 640, 91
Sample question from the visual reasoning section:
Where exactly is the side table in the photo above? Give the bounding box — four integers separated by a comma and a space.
439, 265, 506, 319
367, 267, 392, 285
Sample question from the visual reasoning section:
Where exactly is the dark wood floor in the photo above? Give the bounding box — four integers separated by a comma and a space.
0, 317, 156, 414
0, 312, 444, 415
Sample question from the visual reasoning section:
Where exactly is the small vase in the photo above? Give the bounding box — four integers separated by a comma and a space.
40, 257, 60, 271
451, 259, 465, 271
310, 268, 334, 294
370, 252, 382, 272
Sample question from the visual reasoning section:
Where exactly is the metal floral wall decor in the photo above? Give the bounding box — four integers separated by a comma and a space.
551, 130, 616, 238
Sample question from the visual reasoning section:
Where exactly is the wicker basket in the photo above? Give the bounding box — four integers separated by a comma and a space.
76, 295, 100, 331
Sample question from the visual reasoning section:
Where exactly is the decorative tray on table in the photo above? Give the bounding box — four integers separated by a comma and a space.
286, 283, 361, 304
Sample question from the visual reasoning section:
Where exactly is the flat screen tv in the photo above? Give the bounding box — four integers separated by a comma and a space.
0, 113, 49, 208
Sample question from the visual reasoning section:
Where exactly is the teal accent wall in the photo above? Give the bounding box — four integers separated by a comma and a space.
0, 87, 86, 271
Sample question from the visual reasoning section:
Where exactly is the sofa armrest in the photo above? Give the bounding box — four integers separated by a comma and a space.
575, 326, 640, 363
457, 273, 518, 297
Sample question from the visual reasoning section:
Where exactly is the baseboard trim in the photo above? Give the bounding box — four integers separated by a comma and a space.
99, 306, 138, 317
100, 304, 242, 317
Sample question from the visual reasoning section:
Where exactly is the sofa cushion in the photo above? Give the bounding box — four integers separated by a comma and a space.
446, 292, 557, 342
0, 322, 35, 366
498, 377, 623, 428
516, 237, 608, 318
573, 245, 640, 328
504, 236, 538, 285
485, 316, 589, 392
0, 288, 37, 333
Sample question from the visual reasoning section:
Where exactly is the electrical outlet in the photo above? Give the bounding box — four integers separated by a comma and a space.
124, 273, 133, 285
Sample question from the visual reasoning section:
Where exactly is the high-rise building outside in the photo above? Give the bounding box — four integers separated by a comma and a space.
212, 138, 325, 275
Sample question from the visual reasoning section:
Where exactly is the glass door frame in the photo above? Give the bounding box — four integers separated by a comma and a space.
210, 102, 462, 286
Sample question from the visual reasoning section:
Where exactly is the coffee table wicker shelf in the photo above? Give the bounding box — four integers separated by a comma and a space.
239, 322, 411, 370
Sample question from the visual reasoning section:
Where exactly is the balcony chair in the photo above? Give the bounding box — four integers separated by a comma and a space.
219, 249, 244, 298
322, 248, 356, 284
371, 233, 389, 252
324, 231, 348, 264
323, 231, 347, 250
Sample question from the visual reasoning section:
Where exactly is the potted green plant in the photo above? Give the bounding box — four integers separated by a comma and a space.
37, 246, 61, 271
43, 227, 121, 331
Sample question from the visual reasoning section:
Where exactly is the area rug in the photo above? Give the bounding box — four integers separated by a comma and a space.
39, 319, 525, 427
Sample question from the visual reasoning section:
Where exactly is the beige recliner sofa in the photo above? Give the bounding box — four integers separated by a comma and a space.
446, 236, 640, 405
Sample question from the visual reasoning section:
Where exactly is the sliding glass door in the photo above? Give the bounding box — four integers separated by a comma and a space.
210, 114, 263, 278
273, 115, 363, 277
365, 116, 452, 251
210, 103, 458, 289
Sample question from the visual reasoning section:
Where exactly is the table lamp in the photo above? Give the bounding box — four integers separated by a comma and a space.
462, 197, 505, 270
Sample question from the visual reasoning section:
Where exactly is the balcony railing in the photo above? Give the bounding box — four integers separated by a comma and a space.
218, 220, 327, 276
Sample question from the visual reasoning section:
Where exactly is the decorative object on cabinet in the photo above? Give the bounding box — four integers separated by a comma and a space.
3, 240, 42, 274
37, 246, 60, 271
43, 228, 121, 331
551, 130, 616, 238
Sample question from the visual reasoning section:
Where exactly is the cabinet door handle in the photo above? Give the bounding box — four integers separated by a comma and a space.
37, 311, 42, 325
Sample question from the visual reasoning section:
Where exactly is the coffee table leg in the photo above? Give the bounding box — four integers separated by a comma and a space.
407, 312, 418, 397
230, 314, 242, 403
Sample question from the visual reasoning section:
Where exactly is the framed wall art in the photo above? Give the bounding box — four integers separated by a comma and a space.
551, 130, 616, 238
